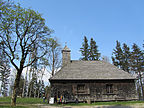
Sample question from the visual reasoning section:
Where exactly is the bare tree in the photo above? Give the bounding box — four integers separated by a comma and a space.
48, 38, 61, 76
42, 38, 61, 76
102, 55, 110, 63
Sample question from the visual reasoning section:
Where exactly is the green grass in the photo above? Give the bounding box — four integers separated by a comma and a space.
92, 101, 144, 106
0, 97, 144, 108
16, 97, 43, 104
0, 104, 39, 108
0, 97, 44, 108
0, 105, 27, 108
50, 100, 144, 107
0, 97, 43, 104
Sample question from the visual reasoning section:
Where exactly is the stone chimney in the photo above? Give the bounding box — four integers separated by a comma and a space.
62, 45, 71, 66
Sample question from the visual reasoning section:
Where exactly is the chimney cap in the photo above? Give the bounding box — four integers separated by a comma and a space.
62, 45, 71, 52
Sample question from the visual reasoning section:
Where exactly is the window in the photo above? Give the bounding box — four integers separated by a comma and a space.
106, 84, 113, 94
77, 84, 85, 91
77, 84, 89, 94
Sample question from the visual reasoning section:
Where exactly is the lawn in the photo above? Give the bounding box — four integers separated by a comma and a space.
50, 100, 144, 107
0, 97, 144, 108
0, 97, 44, 108
0, 97, 44, 104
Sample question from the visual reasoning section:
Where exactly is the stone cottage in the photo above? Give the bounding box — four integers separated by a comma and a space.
49, 45, 138, 102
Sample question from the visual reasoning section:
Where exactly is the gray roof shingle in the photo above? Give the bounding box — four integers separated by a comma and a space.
50, 60, 135, 80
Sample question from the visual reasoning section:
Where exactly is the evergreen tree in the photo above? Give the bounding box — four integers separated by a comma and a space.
112, 40, 123, 69
0, 68, 10, 97
28, 70, 37, 97
41, 80, 45, 97
131, 43, 144, 99
122, 43, 131, 73
36, 80, 45, 98
80, 36, 89, 60
0, 44, 10, 97
112, 41, 144, 99
89, 38, 100, 60
34, 79, 38, 98
131, 43, 144, 73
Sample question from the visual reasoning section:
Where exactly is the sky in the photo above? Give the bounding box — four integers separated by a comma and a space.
13, 0, 144, 61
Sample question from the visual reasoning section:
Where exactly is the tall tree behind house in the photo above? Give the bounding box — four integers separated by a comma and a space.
38, 38, 61, 77
48, 38, 61, 76
80, 36, 89, 60
122, 43, 131, 73
112, 41, 144, 99
112, 40, 123, 69
0, 44, 10, 97
28, 72, 38, 97
37, 80, 42, 98
102, 55, 110, 63
89, 38, 100, 60
41, 80, 45, 97
131, 43, 144, 100
29, 46, 38, 98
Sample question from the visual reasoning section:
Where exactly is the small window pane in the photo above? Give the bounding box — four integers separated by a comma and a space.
77, 85, 85, 90
106, 84, 113, 94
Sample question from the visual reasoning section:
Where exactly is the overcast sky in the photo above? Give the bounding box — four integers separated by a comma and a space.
14, 0, 144, 61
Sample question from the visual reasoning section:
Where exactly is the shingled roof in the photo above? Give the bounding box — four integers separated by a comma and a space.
50, 60, 135, 80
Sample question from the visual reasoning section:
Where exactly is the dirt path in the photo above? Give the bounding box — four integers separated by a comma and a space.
41, 106, 131, 108
40, 103, 144, 108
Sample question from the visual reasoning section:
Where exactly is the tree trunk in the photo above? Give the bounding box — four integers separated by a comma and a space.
29, 85, 32, 98
27, 74, 32, 98
34, 88, 36, 98
52, 51, 55, 76
139, 71, 144, 100
11, 70, 22, 106
38, 89, 40, 98
22, 80, 26, 98
28, 66, 32, 98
